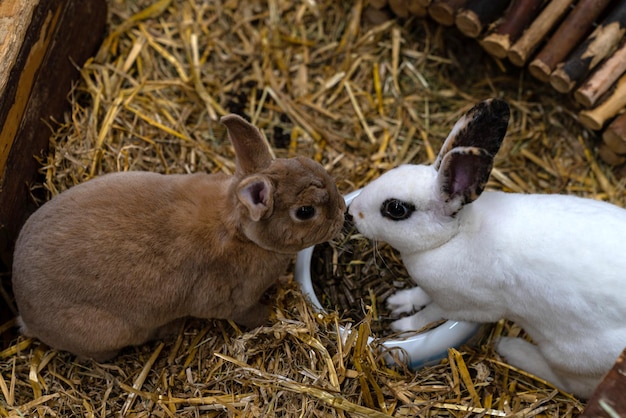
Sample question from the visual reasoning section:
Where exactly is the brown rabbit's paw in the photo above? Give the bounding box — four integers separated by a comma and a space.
233, 303, 270, 329
151, 318, 185, 340
80, 349, 120, 363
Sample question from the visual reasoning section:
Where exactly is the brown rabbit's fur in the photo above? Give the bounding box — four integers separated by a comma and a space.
12, 115, 345, 361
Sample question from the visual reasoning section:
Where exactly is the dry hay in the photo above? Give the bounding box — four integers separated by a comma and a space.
310, 220, 418, 337
2, 0, 625, 416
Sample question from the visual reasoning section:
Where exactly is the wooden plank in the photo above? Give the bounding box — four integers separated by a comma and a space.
0, 0, 107, 334
580, 348, 626, 417
578, 73, 626, 131
550, 0, 626, 93
603, 111, 626, 155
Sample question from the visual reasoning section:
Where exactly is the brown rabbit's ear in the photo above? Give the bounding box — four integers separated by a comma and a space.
237, 175, 274, 222
221, 114, 274, 175
434, 98, 509, 170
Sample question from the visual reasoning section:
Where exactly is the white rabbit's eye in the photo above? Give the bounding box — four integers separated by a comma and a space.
296, 205, 316, 220
381, 199, 415, 221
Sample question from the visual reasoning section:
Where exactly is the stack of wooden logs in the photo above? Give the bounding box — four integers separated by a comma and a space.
373, 0, 626, 168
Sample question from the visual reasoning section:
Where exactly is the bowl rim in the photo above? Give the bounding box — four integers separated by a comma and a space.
294, 188, 480, 368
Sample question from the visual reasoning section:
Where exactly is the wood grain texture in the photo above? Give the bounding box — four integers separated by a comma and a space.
550, 1, 626, 93
507, 0, 574, 67
480, 0, 543, 58
602, 112, 626, 155
578, 74, 626, 131
575, 38, 626, 108
428, 0, 467, 26
528, 0, 612, 82
455, 0, 511, 38
580, 348, 626, 417
0, 0, 107, 269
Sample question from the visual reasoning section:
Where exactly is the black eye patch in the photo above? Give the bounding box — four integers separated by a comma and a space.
380, 199, 415, 221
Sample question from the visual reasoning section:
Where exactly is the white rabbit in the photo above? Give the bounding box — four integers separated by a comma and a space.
348, 98, 626, 399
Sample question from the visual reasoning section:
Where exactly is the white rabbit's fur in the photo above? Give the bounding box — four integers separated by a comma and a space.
348, 99, 626, 399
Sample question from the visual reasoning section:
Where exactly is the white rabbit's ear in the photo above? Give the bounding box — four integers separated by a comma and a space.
237, 175, 274, 221
221, 114, 274, 176
434, 98, 510, 170
437, 147, 494, 216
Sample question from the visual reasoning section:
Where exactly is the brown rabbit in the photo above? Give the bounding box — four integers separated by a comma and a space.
12, 114, 346, 361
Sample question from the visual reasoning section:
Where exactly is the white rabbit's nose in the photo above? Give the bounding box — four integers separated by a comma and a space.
347, 205, 363, 220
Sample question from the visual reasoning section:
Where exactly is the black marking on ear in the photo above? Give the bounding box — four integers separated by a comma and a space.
434, 98, 510, 170
459, 98, 510, 156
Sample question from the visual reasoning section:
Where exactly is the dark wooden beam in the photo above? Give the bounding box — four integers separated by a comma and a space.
0, 0, 108, 342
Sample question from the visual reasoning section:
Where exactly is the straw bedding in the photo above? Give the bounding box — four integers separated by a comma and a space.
2, 0, 625, 416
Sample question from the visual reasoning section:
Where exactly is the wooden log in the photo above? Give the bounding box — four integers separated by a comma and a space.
369, 0, 389, 9
578, 74, 626, 131
0, 0, 108, 327
409, 0, 428, 17
455, 0, 511, 38
528, 0, 612, 82
389, 0, 411, 17
428, 0, 467, 26
575, 39, 626, 108
580, 348, 626, 417
480, 0, 543, 58
388, 0, 427, 18
597, 142, 626, 166
603, 112, 626, 155
507, 0, 575, 67
550, 1, 626, 94
363, 6, 394, 24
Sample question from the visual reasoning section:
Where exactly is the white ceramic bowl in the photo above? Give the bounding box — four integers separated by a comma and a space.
294, 189, 480, 369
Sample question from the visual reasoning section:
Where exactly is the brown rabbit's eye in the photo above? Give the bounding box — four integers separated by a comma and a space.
381, 199, 415, 221
296, 205, 316, 220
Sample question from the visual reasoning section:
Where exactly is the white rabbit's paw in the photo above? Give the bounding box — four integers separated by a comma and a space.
390, 311, 435, 332
387, 289, 417, 315
386, 287, 431, 316
497, 337, 551, 373
390, 315, 417, 332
